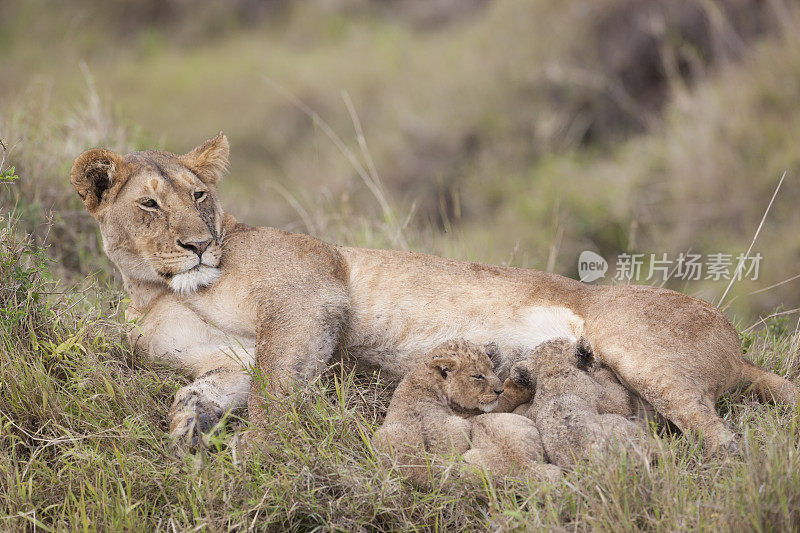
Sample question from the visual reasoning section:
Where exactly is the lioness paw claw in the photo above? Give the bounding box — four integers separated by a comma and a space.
168, 393, 223, 453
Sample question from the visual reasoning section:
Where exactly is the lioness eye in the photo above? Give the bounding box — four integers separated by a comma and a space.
472, 374, 485, 380
194, 191, 207, 202
140, 199, 158, 209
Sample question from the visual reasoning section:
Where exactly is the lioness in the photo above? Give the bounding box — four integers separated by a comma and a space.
505, 338, 650, 468
372, 339, 560, 485
70, 133, 799, 454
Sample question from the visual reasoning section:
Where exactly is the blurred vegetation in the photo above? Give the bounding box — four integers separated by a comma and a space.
2, 0, 800, 318
2, 1, 800, 529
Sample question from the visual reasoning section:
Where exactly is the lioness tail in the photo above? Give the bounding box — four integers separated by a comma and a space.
740, 360, 799, 405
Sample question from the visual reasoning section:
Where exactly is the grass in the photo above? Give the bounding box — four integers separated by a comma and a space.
0, 211, 799, 530
2, 2, 800, 528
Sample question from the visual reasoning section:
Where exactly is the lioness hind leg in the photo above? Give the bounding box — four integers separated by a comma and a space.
613, 369, 736, 455
597, 339, 739, 456
664, 395, 737, 455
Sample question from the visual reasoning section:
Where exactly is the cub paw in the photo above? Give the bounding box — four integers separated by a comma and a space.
494, 374, 534, 413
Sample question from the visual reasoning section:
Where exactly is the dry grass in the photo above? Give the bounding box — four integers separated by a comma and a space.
0, 211, 799, 530
2, 3, 800, 529
1, 96, 799, 531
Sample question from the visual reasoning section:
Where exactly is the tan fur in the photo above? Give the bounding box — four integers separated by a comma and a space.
496, 346, 659, 426
505, 338, 651, 468
70, 135, 800, 453
372, 340, 560, 485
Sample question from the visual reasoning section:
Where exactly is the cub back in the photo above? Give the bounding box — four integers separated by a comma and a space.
509, 337, 637, 417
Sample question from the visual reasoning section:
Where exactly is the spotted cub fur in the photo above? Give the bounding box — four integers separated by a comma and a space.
504, 337, 652, 468
373, 339, 561, 485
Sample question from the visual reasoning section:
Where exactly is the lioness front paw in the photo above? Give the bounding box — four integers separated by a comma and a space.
168, 391, 223, 453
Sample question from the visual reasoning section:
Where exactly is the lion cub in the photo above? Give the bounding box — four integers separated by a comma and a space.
372, 339, 561, 486
501, 337, 651, 468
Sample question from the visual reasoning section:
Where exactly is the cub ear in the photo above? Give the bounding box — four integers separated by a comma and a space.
179, 132, 229, 185
70, 148, 129, 216
484, 341, 501, 367
428, 356, 460, 381
510, 362, 536, 390
575, 336, 595, 371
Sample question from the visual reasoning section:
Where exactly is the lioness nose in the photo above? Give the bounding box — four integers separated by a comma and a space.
177, 238, 212, 256
494, 388, 504, 395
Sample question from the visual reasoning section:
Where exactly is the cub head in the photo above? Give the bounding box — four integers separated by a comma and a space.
509, 336, 596, 389
70, 133, 230, 294
427, 339, 504, 412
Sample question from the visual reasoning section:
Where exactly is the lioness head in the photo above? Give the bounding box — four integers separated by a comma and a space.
70, 134, 230, 294
427, 339, 504, 412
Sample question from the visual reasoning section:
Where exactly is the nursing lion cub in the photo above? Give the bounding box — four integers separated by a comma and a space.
503, 338, 652, 468
373, 339, 561, 486
69, 134, 799, 455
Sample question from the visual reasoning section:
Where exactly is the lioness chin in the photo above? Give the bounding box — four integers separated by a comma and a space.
70, 133, 799, 454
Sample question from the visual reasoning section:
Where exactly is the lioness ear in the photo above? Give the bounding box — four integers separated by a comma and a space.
180, 132, 229, 185
70, 148, 129, 216
428, 356, 459, 381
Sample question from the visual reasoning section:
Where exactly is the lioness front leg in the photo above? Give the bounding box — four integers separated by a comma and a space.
247, 298, 347, 428
128, 298, 256, 451
169, 369, 251, 450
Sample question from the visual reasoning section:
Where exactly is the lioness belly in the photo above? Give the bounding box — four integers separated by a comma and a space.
346, 304, 583, 377
341, 247, 585, 378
